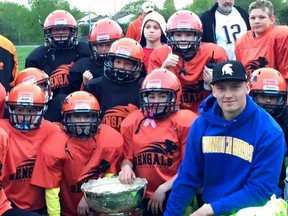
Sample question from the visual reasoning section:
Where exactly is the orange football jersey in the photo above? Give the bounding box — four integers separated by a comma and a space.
235, 25, 288, 79
0, 128, 13, 215
121, 109, 198, 199
0, 119, 60, 210
148, 43, 228, 112
0, 83, 5, 119
31, 124, 123, 216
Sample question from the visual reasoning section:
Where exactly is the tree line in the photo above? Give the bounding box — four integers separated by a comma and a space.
1, 0, 288, 45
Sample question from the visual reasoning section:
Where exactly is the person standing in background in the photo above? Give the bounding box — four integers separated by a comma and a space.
235, 0, 288, 83
200, 0, 250, 60
126, 1, 154, 42
0, 34, 18, 91
139, 11, 167, 70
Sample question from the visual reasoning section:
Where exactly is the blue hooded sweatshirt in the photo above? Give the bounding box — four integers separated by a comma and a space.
164, 94, 286, 216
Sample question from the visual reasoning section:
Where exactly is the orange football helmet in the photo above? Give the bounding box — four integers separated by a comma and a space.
43, 10, 78, 49
104, 38, 144, 84
89, 18, 123, 59
15, 67, 52, 101
250, 68, 287, 117
62, 91, 101, 139
140, 68, 182, 118
6, 83, 47, 131
166, 10, 202, 56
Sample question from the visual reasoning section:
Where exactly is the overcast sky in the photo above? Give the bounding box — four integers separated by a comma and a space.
3, 0, 192, 15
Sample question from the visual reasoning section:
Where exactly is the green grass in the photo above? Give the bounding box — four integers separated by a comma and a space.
16, 45, 38, 72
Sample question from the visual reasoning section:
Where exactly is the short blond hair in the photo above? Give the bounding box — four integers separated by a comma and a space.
249, 0, 274, 17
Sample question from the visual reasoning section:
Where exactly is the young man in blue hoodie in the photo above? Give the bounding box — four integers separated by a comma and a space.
164, 60, 287, 215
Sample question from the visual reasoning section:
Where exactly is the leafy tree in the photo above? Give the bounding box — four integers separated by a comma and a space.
188, 0, 214, 16
159, 0, 177, 21
0, 2, 33, 44
119, 0, 163, 33
27, 0, 84, 44
120, 0, 146, 15
119, 0, 145, 33
278, 4, 288, 25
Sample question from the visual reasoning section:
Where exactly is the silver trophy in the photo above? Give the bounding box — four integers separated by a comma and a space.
81, 177, 147, 215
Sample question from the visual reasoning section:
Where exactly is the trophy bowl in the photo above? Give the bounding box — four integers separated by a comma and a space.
81, 177, 147, 214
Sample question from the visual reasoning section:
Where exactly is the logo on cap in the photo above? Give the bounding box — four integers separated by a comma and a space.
222, 63, 233, 76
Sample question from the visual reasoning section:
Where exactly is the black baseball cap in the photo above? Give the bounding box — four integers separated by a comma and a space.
210, 60, 248, 85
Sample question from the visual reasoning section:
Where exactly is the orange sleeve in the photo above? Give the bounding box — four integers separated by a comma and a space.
0, 83, 6, 119
235, 33, 245, 63
0, 128, 12, 214
31, 132, 66, 188
274, 26, 288, 80
126, 17, 142, 42
0, 191, 12, 215
120, 118, 135, 162
126, 22, 137, 40
147, 45, 170, 73
172, 110, 198, 158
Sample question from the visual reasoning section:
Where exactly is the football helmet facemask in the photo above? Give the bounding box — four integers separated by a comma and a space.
104, 38, 144, 84
140, 68, 182, 119
6, 83, 48, 132
62, 91, 101, 139
43, 10, 78, 49
166, 10, 202, 57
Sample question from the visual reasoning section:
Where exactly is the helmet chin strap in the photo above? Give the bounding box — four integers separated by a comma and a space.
178, 56, 188, 76
148, 102, 155, 118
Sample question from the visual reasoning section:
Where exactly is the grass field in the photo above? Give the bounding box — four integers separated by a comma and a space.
16, 45, 38, 72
